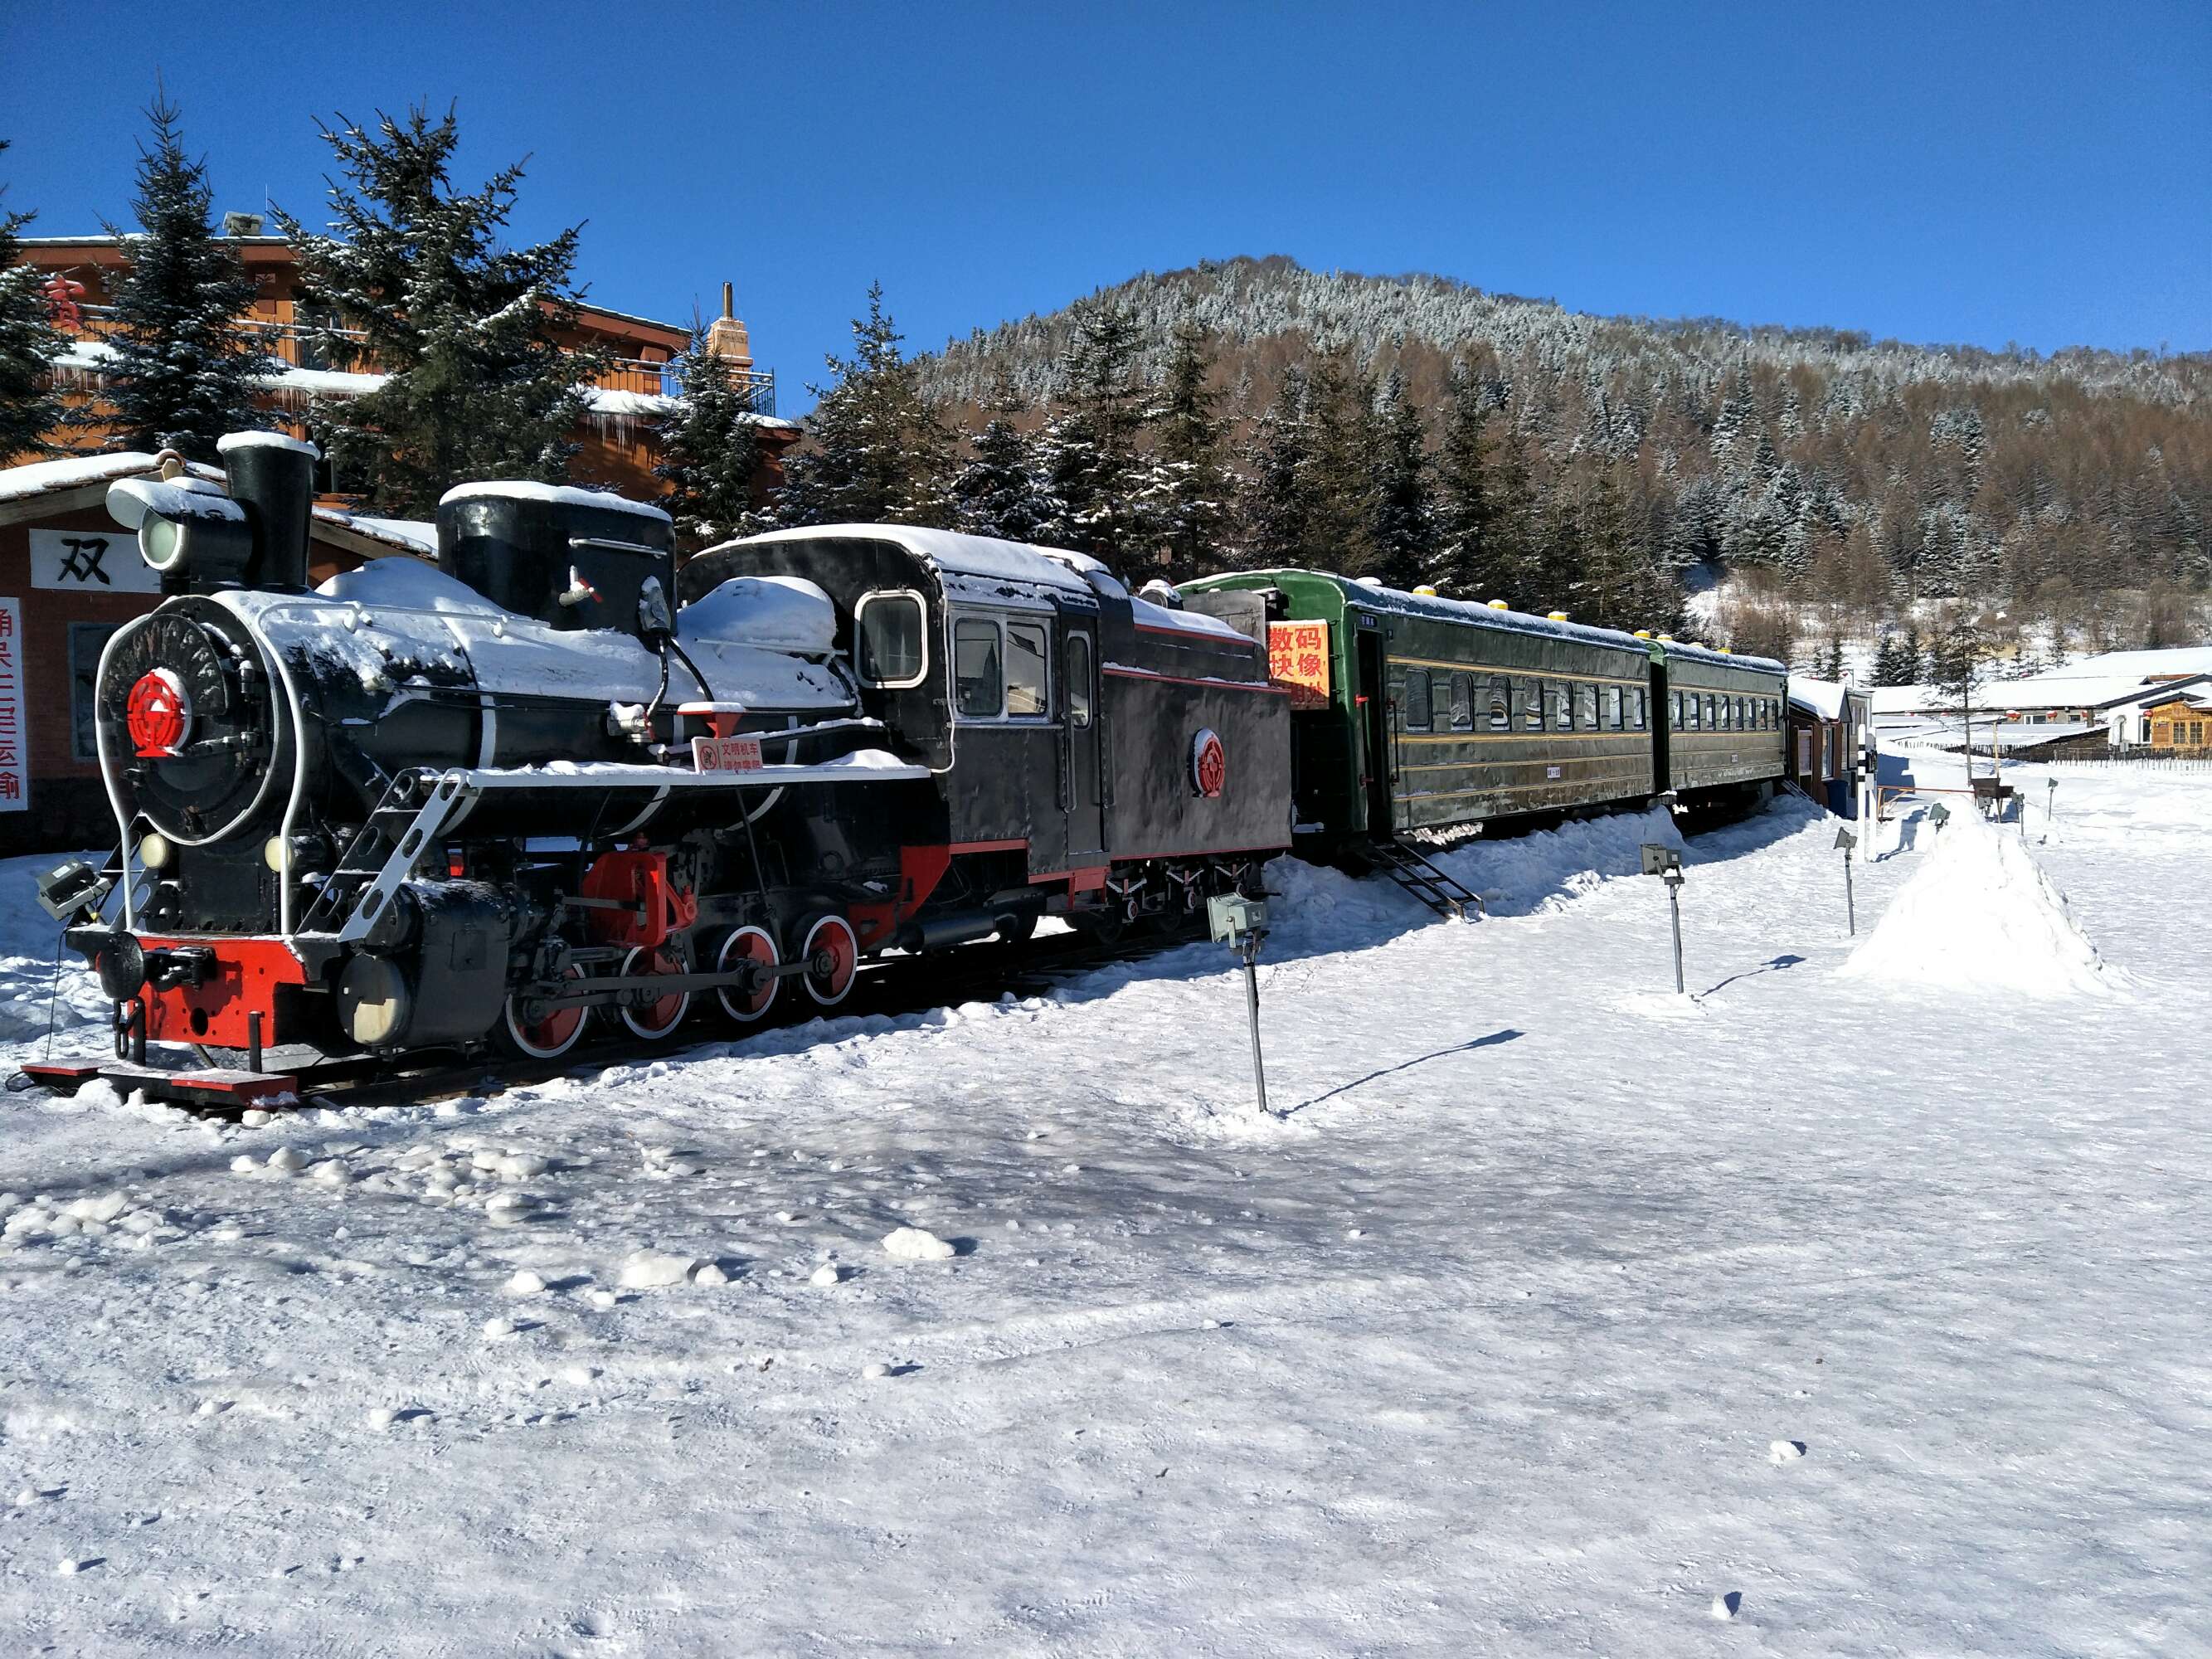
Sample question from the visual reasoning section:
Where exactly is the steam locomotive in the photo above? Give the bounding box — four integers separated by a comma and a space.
44, 433, 1289, 1075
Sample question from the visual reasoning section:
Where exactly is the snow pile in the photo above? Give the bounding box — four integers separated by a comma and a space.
679, 574, 838, 655
1840, 808, 2124, 997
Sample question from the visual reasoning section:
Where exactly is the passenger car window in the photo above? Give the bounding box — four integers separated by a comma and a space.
1005, 620, 1050, 718
1067, 635, 1092, 729
1686, 693, 1701, 731
1518, 678, 1544, 731
1604, 685, 1622, 730
1449, 674, 1474, 732
1669, 690, 1681, 729
1548, 683, 1572, 732
855, 591, 926, 687
1486, 679, 1512, 732
1403, 669, 1432, 731
1631, 688, 1647, 730
954, 618, 1002, 718
1573, 684, 1597, 730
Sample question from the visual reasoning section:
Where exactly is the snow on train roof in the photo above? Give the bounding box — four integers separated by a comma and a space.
1655, 636, 1787, 675
731, 525, 1251, 642
1236, 569, 1655, 655
438, 480, 673, 524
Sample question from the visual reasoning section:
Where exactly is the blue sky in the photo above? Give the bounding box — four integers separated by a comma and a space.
3, 0, 2206, 412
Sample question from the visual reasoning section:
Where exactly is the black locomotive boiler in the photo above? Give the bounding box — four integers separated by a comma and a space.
48, 434, 1290, 1078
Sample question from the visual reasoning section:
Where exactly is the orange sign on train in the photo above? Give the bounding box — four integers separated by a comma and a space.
1266, 620, 1332, 711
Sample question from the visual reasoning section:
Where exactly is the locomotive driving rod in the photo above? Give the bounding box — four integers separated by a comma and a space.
524, 951, 837, 1007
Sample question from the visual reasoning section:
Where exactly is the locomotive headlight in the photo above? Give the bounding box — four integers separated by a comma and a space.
105, 476, 255, 586
137, 832, 175, 871
139, 514, 186, 571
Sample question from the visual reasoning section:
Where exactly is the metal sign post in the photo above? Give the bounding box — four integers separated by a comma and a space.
1640, 844, 1687, 994
2043, 777, 2058, 844
1207, 893, 1272, 1116
1833, 826, 1858, 934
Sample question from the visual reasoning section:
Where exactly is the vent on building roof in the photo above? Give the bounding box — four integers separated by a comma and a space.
221, 212, 265, 237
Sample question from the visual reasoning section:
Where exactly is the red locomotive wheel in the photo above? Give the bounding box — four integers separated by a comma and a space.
619, 944, 692, 1040
498, 965, 589, 1061
799, 914, 858, 1008
715, 926, 780, 1023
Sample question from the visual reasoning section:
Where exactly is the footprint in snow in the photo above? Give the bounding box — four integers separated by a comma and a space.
1769, 1439, 1807, 1463
1710, 1591, 1742, 1620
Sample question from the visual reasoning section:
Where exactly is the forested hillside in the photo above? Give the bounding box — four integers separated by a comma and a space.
894, 257, 2209, 664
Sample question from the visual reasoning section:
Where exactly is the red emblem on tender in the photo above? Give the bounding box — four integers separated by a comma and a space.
1191, 727, 1226, 799
126, 669, 192, 758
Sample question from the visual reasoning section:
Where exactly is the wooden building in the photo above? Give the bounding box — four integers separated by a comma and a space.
1786, 678, 1871, 815
13, 234, 793, 502
2142, 688, 2212, 753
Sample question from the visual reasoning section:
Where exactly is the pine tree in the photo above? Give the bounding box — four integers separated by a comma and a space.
0, 139, 66, 462
1575, 470, 1647, 630
1043, 301, 1150, 572
1238, 367, 1315, 567
773, 281, 954, 528
98, 92, 275, 461
1365, 367, 1431, 589
1870, 630, 1915, 687
1818, 632, 1846, 680
1301, 350, 1375, 572
1903, 621, 1928, 683
275, 105, 600, 514
950, 372, 1063, 542
1432, 365, 1496, 598
652, 323, 764, 555
1134, 321, 1232, 580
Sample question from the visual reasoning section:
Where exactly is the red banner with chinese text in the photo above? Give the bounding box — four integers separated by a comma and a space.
1267, 620, 1332, 711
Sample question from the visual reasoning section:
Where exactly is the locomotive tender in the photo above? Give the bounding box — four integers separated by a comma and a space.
51, 435, 1288, 1074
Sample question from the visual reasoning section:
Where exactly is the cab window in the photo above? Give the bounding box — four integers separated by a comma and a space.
1403, 669, 1432, 731
1067, 634, 1092, 729
1005, 620, 1050, 718
954, 618, 1002, 718
855, 591, 926, 688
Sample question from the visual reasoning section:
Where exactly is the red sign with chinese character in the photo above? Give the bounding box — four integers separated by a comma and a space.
1267, 620, 1332, 711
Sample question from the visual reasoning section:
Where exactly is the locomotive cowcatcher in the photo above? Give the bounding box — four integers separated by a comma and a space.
35, 432, 1289, 1094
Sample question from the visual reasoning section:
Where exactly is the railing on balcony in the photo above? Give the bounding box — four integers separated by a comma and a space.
56, 304, 775, 418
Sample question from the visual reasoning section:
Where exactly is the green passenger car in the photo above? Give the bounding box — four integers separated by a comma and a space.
1650, 637, 1790, 795
1179, 571, 1665, 844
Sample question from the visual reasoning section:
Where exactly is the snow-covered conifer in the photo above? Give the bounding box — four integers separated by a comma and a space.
774, 282, 954, 528
97, 93, 275, 461
275, 105, 597, 513
951, 373, 1063, 543
1134, 321, 1232, 580
1366, 367, 1431, 589
653, 324, 764, 554
0, 139, 66, 462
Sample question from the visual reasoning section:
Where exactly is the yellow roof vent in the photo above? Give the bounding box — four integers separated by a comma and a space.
1658, 634, 1675, 642
1412, 583, 1438, 596
1633, 629, 1653, 640
1487, 598, 1509, 610
1719, 646, 1733, 654
1547, 611, 1568, 622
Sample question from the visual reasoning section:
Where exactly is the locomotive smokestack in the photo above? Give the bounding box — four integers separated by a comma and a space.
217, 431, 319, 589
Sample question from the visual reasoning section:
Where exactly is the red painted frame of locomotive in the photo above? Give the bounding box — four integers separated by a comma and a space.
124, 935, 309, 1048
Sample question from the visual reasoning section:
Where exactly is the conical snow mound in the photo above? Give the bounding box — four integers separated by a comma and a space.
1840, 809, 2126, 998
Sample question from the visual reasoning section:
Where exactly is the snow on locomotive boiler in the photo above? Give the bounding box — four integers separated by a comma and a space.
53, 432, 1290, 1072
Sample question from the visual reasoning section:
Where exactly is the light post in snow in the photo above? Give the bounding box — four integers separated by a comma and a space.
1640, 843, 1687, 994
1833, 826, 1858, 935
1208, 893, 1271, 1117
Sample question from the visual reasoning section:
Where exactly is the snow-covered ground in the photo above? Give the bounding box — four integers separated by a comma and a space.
0, 758, 2204, 1655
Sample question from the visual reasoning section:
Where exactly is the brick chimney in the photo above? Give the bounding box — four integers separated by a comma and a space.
705, 281, 752, 374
